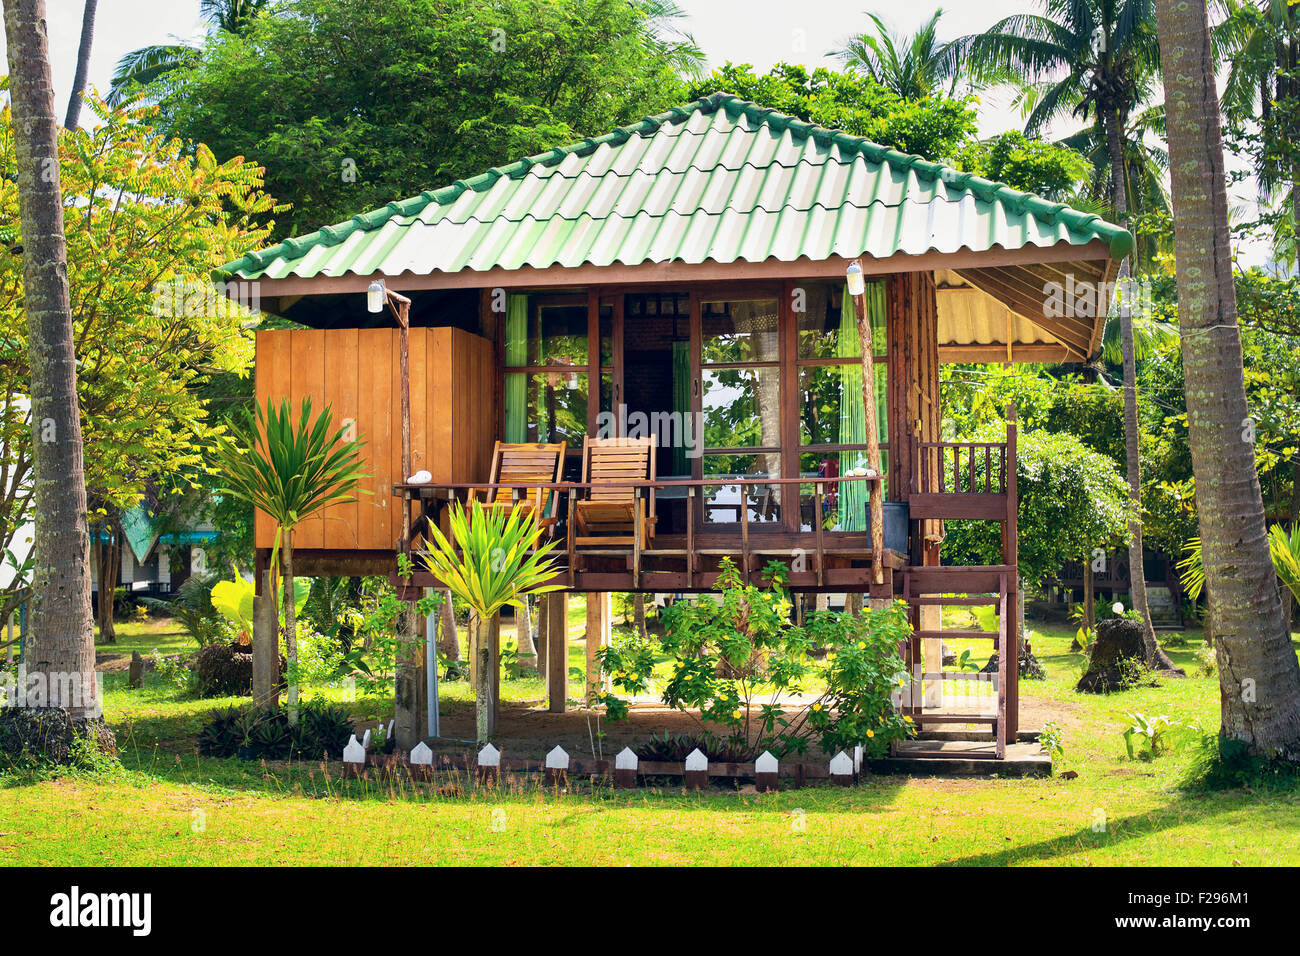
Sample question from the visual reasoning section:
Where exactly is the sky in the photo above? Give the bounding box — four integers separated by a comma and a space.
7, 0, 1037, 134
0, 0, 1269, 264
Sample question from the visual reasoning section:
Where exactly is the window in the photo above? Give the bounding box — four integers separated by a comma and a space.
503, 295, 589, 447
794, 281, 888, 532
700, 297, 783, 526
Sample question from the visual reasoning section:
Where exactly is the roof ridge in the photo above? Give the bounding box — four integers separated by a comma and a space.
218, 91, 1132, 278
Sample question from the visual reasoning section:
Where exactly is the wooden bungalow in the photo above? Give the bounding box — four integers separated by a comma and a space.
220, 93, 1130, 754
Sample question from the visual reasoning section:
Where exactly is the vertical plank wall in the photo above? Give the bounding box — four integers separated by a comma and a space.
253, 327, 495, 554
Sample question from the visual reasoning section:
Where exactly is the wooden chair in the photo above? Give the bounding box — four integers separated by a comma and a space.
470, 441, 567, 532
568, 437, 657, 571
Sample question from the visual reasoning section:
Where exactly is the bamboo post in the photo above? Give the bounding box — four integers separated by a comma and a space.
850, 261, 886, 585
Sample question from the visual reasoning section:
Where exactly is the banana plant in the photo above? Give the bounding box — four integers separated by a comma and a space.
420, 499, 564, 743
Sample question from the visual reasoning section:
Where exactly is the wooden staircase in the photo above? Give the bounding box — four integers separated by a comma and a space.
901, 567, 1012, 759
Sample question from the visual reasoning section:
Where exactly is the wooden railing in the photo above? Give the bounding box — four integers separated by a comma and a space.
391, 474, 893, 592
917, 441, 1008, 495
907, 412, 1018, 523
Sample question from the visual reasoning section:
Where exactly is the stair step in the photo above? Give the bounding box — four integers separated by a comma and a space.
908, 596, 999, 606
915, 630, 997, 641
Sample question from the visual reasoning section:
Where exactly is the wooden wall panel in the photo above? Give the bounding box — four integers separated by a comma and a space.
428, 328, 454, 483
322, 328, 359, 549
253, 326, 495, 553
287, 329, 326, 549
254, 330, 293, 550
356, 329, 392, 550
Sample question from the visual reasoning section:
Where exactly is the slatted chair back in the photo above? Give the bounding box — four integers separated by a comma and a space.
582, 437, 655, 503
473, 441, 566, 521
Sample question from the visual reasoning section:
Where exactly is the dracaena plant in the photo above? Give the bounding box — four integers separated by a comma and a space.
215, 397, 367, 724
420, 499, 564, 743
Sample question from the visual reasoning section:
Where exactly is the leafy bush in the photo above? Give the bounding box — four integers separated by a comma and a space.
634, 732, 772, 763
1183, 733, 1300, 790
294, 621, 344, 685
197, 700, 354, 760
599, 558, 914, 758
942, 428, 1130, 588
1122, 712, 1200, 760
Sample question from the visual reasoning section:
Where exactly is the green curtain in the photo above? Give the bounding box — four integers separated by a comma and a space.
838, 286, 866, 531
504, 294, 528, 443
672, 340, 691, 476
837, 281, 886, 531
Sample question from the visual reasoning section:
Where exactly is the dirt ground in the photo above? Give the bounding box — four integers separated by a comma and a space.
423, 697, 732, 761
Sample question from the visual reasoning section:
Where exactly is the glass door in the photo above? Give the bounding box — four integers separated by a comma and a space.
696, 292, 785, 529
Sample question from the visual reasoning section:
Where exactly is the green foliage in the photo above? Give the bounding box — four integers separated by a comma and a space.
420, 500, 564, 622
0, 82, 277, 618
1184, 733, 1300, 791
140, 572, 226, 648
942, 428, 1131, 586
1122, 712, 1199, 761
154, 0, 701, 238
1039, 721, 1065, 762
600, 559, 914, 757
198, 699, 354, 760
831, 9, 955, 101
954, 131, 1091, 201
1268, 523, 1300, 605
687, 62, 978, 162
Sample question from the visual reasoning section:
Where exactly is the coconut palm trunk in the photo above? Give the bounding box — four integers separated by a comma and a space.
4, 0, 99, 718
63, 0, 97, 128
1155, 0, 1300, 756
1104, 106, 1183, 676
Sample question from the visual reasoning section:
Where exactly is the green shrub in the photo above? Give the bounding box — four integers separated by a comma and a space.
197, 700, 354, 760
600, 558, 914, 758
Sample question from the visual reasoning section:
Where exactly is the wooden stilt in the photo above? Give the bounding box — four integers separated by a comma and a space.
547, 593, 568, 713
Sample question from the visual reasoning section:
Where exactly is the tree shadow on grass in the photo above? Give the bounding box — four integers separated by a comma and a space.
943, 786, 1300, 866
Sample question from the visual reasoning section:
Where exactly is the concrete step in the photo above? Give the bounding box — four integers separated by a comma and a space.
870, 741, 1050, 778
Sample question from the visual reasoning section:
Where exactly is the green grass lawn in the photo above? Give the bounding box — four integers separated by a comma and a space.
2, 609, 1298, 866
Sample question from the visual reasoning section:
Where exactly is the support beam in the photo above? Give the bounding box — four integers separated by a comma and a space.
585, 592, 611, 702
547, 592, 569, 713
252, 569, 279, 711
393, 601, 423, 749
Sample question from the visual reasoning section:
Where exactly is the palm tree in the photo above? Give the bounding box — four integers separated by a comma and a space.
1059, 103, 1172, 267
421, 500, 564, 744
1217, 0, 1300, 265
3, 0, 101, 728
951, 1, 1177, 671
1156, 0, 1300, 757
63, 0, 97, 128
833, 9, 958, 99
215, 397, 367, 724
107, 0, 270, 106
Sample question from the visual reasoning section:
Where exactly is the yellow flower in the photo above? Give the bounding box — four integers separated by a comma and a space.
732, 709, 743, 719
866, 729, 875, 738
826, 652, 836, 661
856, 641, 866, 650
904, 715, 913, 723
812, 703, 823, 712
629, 673, 639, 681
